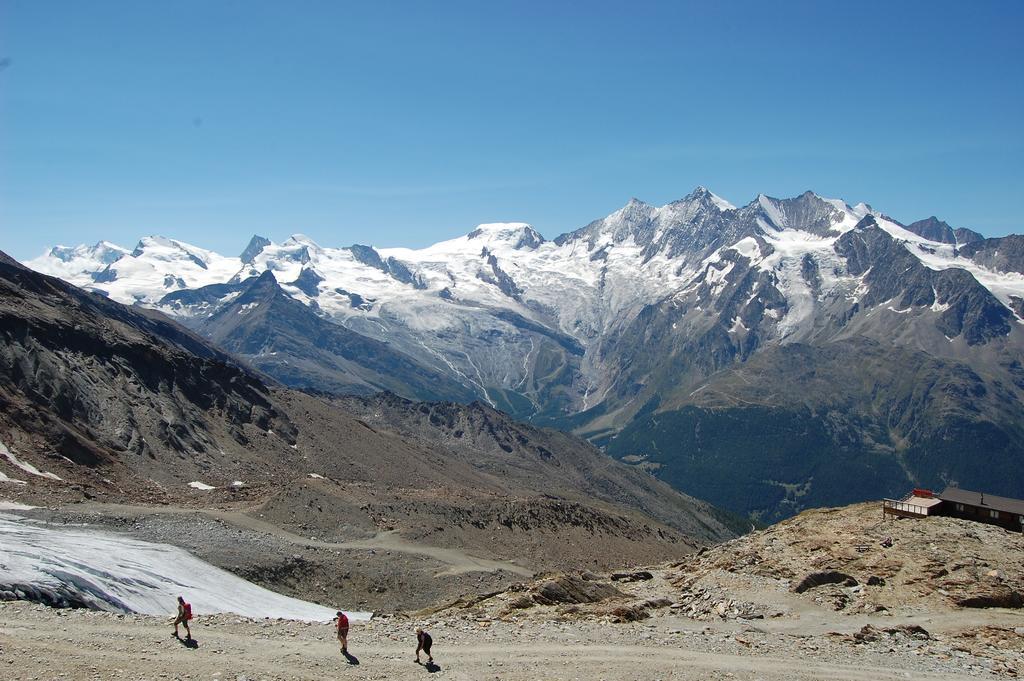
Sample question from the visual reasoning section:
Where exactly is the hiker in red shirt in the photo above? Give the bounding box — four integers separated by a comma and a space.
173, 596, 193, 640
333, 611, 349, 654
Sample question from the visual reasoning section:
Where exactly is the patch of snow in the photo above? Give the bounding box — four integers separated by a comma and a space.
930, 287, 951, 313
900, 237, 1024, 310
758, 194, 787, 229
307, 473, 325, 479
0, 442, 62, 481
729, 237, 761, 260
752, 227, 844, 339
0, 515, 369, 621
0, 501, 36, 510
708, 191, 736, 211
188, 481, 215, 491
0, 471, 27, 485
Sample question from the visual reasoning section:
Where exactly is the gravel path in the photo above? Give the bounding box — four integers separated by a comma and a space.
1, 602, 1014, 680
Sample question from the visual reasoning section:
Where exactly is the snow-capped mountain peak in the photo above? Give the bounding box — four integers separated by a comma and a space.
681, 185, 736, 212
466, 222, 545, 250
240, 235, 271, 264
21, 188, 1023, 388
47, 240, 127, 265
27, 241, 130, 288
282, 233, 322, 249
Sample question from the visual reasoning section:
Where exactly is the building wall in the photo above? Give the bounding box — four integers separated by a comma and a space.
940, 502, 1024, 532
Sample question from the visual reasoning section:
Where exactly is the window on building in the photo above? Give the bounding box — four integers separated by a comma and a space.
955, 503, 965, 512
989, 509, 999, 519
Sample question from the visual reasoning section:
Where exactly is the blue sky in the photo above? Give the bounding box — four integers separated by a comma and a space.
2, 0, 1022, 259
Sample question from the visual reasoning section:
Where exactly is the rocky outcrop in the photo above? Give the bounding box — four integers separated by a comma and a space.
530, 575, 624, 606
0, 254, 297, 491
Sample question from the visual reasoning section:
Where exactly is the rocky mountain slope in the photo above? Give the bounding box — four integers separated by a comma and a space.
181, 269, 477, 401
0, 252, 737, 609
24, 188, 1024, 521
452, 501, 1024, 621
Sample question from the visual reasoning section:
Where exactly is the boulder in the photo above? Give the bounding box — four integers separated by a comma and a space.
791, 571, 858, 594
532, 575, 624, 606
610, 570, 654, 582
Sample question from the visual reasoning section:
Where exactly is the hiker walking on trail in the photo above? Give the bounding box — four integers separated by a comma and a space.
173, 596, 193, 640
334, 611, 350, 654
415, 627, 433, 664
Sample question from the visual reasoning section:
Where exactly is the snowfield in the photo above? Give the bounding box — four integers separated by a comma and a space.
0, 514, 370, 622
26, 189, 1023, 327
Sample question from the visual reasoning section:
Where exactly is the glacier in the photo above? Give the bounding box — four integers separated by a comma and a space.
22, 187, 1024, 423
0, 514, 370, 622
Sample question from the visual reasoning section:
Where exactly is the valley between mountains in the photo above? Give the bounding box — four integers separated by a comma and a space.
24, 187, 1024, 522
0, 250, 738, 612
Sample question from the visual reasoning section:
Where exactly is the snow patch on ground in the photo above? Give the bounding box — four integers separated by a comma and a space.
728, 237, 761, 260
756, 195, 782, 228
754, 227, 846, 339
0, 501, 37, 510
0, 442, 61, 481
0, 515, 369, 621
187, 481, 215, 490
903, 239, 1024, 309
708, 191, 736, 211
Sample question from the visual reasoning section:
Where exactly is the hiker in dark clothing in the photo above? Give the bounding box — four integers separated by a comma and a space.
415, 627, 433, 664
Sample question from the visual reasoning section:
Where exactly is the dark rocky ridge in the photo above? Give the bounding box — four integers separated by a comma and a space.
958, 235, 1024, 275
185, 270, 477, 402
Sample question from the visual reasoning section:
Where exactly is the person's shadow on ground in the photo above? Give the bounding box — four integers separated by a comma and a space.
175, 635, 199, 649
424, 662, 441, 673
342, 650, 360, 665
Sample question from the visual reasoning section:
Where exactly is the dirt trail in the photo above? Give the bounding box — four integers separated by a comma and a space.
0, 602, 992, 681
45, 501, 534, 577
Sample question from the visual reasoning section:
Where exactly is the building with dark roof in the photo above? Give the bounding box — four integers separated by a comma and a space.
937, 486, 1024, 532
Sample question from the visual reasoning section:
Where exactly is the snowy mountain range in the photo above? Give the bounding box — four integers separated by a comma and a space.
24, 188, 1024, 520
